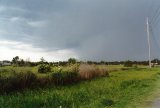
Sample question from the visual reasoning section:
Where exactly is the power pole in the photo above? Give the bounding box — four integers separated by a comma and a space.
146, 17, 152, 68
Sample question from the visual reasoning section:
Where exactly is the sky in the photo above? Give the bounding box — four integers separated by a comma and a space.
0, 0, 160, 62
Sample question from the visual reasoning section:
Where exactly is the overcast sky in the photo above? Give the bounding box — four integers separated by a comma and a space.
0, 0, 160, 62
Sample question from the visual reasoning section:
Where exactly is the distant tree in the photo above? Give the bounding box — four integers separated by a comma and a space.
68, 58, 77, 64
58, 61, 68, 66
152, 59, 159, 64
100, 61, 105, 64
25, 58, 31, 66
40, 57, 45, 63
18, 59, 25, 66
87, 61, 93, 65
124, 60, 133, 67
12, 56, 19, 66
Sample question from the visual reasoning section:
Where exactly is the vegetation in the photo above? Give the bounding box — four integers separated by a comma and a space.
0, 66, 159, 107
38, 64, 51, 73
12, 56, 19, 66
79, 64, 109, 80
0, 71, 37, 93
68, 58, 77, 64
124, 60, 133, 67
0, 64, 109, 93
38, 57, 52, 73
12, 56, 28, 67
0, 56, 159, 107
8, 56, 160, 67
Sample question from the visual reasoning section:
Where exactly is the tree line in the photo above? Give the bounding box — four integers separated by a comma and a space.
10, 56, 160, 67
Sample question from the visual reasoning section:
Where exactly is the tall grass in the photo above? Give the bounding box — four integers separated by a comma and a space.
79, 64, 109, 80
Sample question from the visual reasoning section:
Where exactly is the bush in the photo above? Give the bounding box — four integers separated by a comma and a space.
12, 71, 37, 88
102, 99, 114, 106
52, 71, 79, 85
0, 71, 37, 93
64, 64, 79, 73
38, 64, 51, 73
37, 76, 53, 87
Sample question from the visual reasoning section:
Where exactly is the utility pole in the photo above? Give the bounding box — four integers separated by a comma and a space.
146, 17, 152, 68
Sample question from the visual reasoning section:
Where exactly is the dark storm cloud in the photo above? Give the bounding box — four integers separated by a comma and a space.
0, 0, 160, 61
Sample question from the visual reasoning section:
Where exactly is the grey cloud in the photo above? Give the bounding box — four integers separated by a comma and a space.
0, 0, 160, 61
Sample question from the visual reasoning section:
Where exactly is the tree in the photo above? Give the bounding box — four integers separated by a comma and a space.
68, 58, 77, 64
12, 56, 19, 66
124, 60, 133, 67
25, 58, 31, 66
18, 59, 25, 66
40, 57, 45, 64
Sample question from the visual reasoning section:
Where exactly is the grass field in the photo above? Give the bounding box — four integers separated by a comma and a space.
0, 65, 159, 108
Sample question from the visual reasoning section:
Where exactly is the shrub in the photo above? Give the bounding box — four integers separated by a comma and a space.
12, 71, 37, 88
0, 76, 7, 92
64, 64, 79, 73
102, 99, 114, 106
0, 71, 37, 93
52, 71, 79, 85
52, 64, 79, 85
38, 64, 51, 73
37, 76, 53, 87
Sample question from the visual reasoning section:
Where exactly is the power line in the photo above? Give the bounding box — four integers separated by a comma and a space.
150, 6, 160, 25
148, 0, 154, 18
152, 14, 160, 28
149, 3, 160, 47
150, 23, 160, 51
147, 2, 160, 67
152, 12, 160, 26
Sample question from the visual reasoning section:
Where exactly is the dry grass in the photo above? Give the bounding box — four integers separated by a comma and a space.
79, 64, 109, 80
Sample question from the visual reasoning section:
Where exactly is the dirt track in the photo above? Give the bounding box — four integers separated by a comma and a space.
152, 98, 160, 108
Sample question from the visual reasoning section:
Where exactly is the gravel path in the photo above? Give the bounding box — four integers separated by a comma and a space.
152, 98, 160, 108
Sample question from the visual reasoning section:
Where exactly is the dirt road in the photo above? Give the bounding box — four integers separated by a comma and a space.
152, 98, 160, 108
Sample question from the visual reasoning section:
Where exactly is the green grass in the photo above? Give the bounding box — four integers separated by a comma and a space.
0, 66, 159, 108
0, 66, 54, 78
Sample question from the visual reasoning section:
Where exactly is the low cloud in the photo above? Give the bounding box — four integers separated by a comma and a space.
28, 21, 47, 28
0, 40, 78, 61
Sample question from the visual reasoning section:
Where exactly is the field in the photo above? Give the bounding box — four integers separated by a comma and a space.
0, 65, 159, 108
